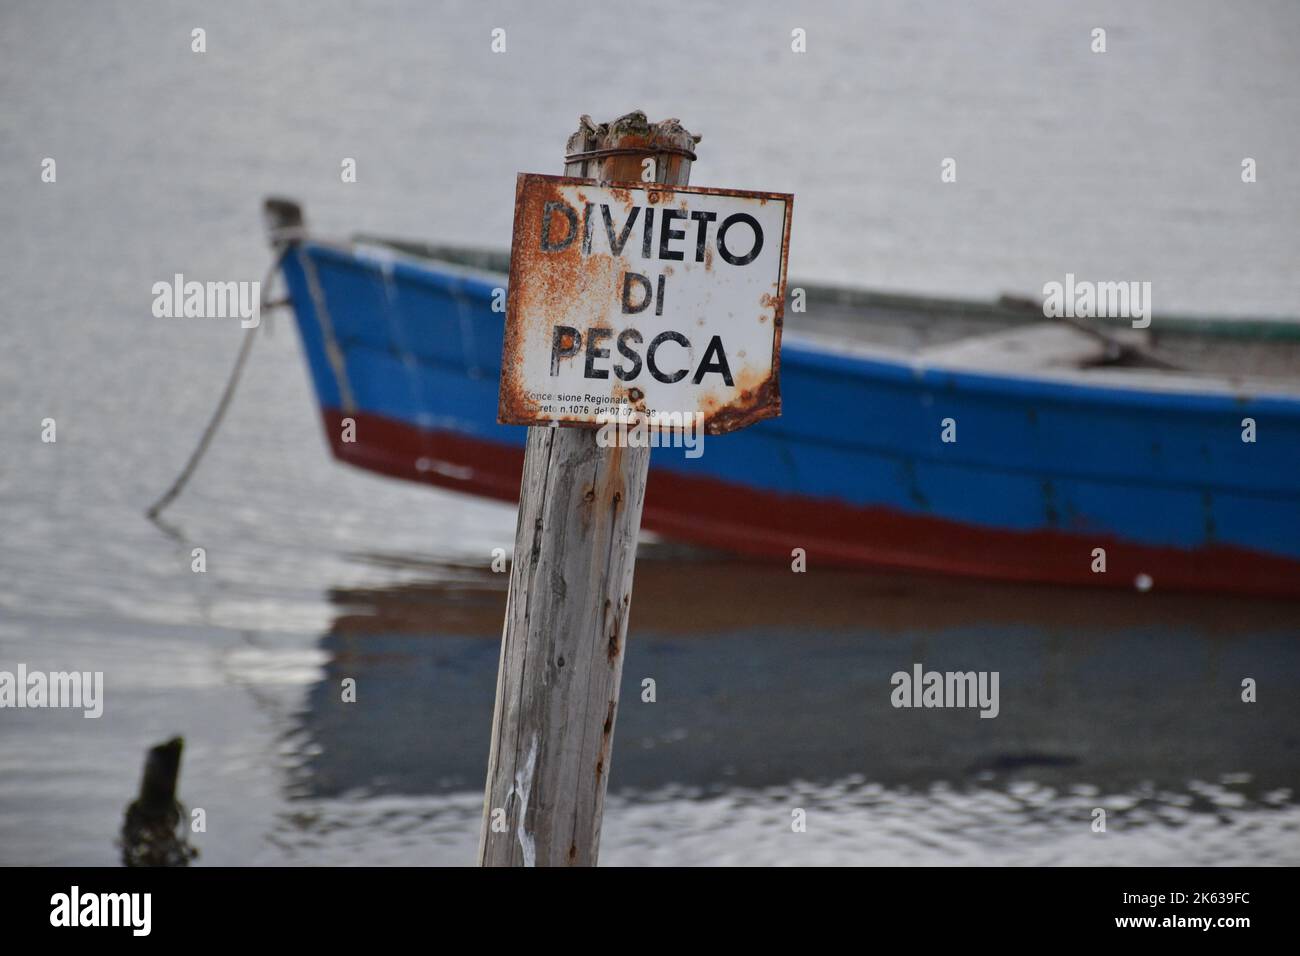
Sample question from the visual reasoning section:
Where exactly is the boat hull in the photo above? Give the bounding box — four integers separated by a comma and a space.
313, 407, 1300, 596
278, 239, 1300, 597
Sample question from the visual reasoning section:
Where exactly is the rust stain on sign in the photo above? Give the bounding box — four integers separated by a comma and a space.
499, 173, 793, 436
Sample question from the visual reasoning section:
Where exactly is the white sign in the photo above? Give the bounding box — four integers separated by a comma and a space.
499, 174, 792, 434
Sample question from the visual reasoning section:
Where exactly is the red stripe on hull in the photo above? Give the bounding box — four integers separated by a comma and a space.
321, 409, 1300, 598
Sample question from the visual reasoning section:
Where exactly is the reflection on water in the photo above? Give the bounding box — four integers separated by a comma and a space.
262, 560, 1299, 865
2, 551, 1298, 866
263, 778, 1300, 867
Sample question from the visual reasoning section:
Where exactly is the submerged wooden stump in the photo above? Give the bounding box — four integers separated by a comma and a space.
120, 736, 198, 867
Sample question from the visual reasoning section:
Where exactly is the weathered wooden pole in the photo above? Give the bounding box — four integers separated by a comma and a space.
479, 112, 700, 866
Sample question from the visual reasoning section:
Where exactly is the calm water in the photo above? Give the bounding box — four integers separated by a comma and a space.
1, 0, 1298, 865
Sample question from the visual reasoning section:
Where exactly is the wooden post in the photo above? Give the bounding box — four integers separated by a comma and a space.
120, 737, 197, 867
479, 112, 700, 866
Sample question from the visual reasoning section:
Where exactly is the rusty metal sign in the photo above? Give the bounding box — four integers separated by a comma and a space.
499, 173, 792, 435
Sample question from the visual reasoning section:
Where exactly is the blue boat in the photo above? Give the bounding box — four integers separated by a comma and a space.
264, 198, 1300, 597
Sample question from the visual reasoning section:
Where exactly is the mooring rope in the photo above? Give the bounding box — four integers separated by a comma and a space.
145, 247, 289, 521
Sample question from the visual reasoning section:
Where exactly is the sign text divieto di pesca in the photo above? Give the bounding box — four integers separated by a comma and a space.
498, 174, 792, 435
